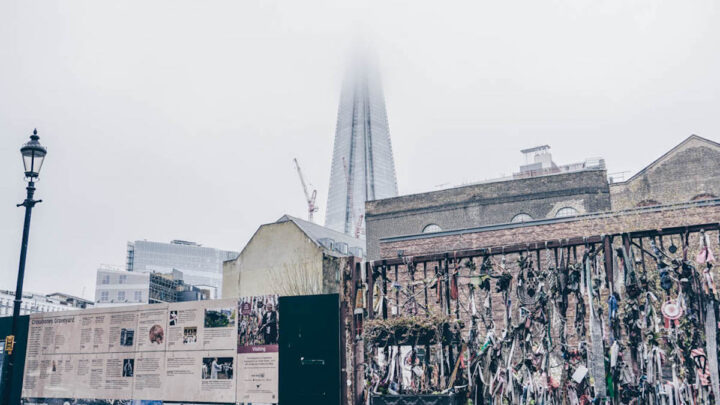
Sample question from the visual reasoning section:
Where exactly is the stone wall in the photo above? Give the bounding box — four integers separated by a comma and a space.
321, 254, 350, 294
366, 169, 611, 260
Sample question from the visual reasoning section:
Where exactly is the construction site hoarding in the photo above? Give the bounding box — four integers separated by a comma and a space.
21, 298, 248, 404
236, 294, 279, 405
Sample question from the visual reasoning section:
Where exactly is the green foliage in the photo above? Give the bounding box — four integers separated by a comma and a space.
364, 315, 463, 346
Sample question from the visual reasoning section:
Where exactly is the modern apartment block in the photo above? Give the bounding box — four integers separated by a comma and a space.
126, 239, 238, 298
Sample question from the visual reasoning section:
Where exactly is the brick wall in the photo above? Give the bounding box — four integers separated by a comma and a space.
366, 170, 611, 260
610, 138, 720, 210
379, 202, 720, 259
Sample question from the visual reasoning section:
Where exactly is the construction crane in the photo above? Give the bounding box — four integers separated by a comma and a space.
354, 213, 364, 239
293, 158, 318, 222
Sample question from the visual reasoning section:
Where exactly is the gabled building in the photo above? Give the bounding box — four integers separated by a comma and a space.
609, 135, 720, 209
222, 215, 365, 298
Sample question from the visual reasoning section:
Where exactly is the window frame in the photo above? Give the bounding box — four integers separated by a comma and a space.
511, 213, 533, 223
422, 224, 442, 234
555, 207, 579, 218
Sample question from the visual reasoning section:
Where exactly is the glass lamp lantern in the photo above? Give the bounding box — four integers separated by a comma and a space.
20, 129, 47, 180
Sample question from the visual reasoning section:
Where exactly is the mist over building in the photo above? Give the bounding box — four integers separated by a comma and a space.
324, 57, 399, 237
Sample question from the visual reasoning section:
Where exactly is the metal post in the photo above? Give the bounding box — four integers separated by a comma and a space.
367, 262, 374, 320
381, 262, 388, 319
435, 262, 441, 307
444, 255, 451, 316
638, 237, 647, 273
341, 264, 350, 405
422, 262, 429, 317
603, 235, 614, 292
2, 181, 41, 404
394, 265, 399, 317
409, 262, 416, 315
450, 257, 459, 320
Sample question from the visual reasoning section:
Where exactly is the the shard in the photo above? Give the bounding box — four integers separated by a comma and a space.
325, 59, 398, 237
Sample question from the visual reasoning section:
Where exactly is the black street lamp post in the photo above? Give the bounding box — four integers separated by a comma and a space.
1, 129, 47, 404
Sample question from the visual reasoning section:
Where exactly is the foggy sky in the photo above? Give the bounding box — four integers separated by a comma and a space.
1, 0, 719, 300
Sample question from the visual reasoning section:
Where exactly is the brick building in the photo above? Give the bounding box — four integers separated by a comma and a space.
351, 199, 720, 403
609, 135, 720, 209
378, 199, 720, 260
366, 134, 720, 260
366, 169, 611, 259
351, 135, 720, 404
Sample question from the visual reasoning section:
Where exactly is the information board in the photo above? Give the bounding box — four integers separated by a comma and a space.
21, 298, 247, 404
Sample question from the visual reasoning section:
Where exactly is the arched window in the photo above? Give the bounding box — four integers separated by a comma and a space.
422, 224, 442, 233
636, 199, 661, 207
555, 207, 579, 218
511, 213, 533, 223
691, 194, 717, 201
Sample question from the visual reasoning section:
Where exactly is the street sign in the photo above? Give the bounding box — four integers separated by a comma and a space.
4, 336, 14, 355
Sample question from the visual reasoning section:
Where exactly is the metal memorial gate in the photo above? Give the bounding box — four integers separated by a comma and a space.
279, 294, 341, 405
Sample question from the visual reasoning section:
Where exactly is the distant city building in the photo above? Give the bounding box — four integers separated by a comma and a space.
325, 58, 399, 237
95, 265, 211, 307
126, 240, 239, 298
223, 215, 365, 298
0, 290, 93, 316
45, 292, 94, 309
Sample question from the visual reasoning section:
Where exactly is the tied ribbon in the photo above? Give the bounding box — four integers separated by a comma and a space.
692, 348, 711, 386
697, 232, 715, 264
450, 272, 458, 300
608, 294, 618, 325
704, 267, 717, 295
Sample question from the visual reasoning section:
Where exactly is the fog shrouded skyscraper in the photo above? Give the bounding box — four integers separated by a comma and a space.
325, 59, 398, 237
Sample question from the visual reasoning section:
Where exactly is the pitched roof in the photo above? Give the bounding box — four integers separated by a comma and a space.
276, 215, 366, 253
617, 134, 720, 184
